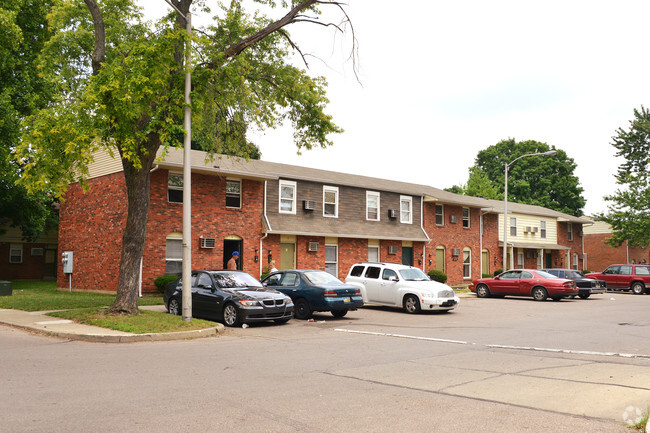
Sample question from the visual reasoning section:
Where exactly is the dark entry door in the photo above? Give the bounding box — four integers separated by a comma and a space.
545, 253, 553, 268
402, 247, 413, 266
223, 239, 243, 270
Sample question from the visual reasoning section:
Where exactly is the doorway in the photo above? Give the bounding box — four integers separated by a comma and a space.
545, 252, 553, 268
402, 247, 413, 266
223, 238, 243, 270
280, 243, 295, 270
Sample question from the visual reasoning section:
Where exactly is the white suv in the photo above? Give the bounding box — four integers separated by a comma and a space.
345, 262, 460, 314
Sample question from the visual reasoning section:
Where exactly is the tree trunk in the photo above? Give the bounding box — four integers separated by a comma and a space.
107, 140, 159, 315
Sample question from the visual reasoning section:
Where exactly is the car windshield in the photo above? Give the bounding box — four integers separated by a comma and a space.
398, 268, 430, 281
211, 272, 263, 289
535, 270, 557, 279
304, 271, 342, 285
567, 270, 585, 278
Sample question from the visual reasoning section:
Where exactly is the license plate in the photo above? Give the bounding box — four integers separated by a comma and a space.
343, 297, 351, 303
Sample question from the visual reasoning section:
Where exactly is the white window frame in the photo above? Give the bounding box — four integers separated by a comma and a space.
510, 217, 517, 237
325, 244, 338, 277
463, 247, 471, 279
567, 223, 573, 241
400, 196, 413, 224
572, 253, 579, 270
165, 235, 183, 274
323, 186, 339, 218
517, 251, 524, 269
225, 179, 242, 209
540, 220, 547, 239
366, 191, 380, 221
435, 204, 444, 226
462, 207, 470, 228
279, 180, 297, 214
9, 244, 23, 264
168, 173, 183, 203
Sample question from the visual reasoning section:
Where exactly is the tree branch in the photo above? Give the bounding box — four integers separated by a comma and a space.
83, 0, 106, 75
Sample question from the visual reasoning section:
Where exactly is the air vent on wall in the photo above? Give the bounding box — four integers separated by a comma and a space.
388, 246, 399, 254
452, 248, 461, 256
200, 237, 216, 249
388, 209, 398, 219
308, 242, 319, 252
450, 215, 458, 224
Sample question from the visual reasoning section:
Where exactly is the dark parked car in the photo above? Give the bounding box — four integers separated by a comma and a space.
469, 269, 578, 301
164, 270, 294, 327
541, 269, 606, 299
262, 269, 363, 319
586, 264, 650, 295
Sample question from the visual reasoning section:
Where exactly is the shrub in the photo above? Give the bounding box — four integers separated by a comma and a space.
493, 269, 503, 277
482, 273, 492, 279
427, 269, 447, 284
260, 265, 272, 281
154, 275, 179, 294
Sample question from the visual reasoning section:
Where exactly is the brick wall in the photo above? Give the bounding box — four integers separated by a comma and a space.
584, 234, 649, 272
0, 242, 55, 280
423, 203, 482, 286
58, 170, 265, 294
556, 222, 585, 270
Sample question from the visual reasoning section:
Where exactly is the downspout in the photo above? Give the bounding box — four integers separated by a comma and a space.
421, 196, 431, 272
260, 180, 272, 277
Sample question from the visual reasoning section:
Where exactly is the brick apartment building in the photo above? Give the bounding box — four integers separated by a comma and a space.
56, 147, 591, 293
583, 219, 649, 272
0, 225, 58, 281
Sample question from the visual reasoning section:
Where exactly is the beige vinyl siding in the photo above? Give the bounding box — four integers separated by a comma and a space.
87, 149, 123, 180
498, 213, 557, 245
583, 219, 611, 235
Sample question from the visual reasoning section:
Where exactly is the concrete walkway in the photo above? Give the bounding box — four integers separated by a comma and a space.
0, 305, 223, 343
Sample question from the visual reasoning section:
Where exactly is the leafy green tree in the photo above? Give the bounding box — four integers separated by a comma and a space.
451, 139, 585, 216
16, 0, 351, 314
0, 0, 58, 240
599, 107, 650, 247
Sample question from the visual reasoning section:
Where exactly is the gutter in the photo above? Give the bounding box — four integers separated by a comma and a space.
421, 196, 431, 271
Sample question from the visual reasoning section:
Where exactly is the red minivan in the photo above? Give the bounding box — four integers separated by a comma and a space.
586, 264, 650, 295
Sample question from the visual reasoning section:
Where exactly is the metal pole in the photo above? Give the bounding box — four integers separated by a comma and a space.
503, 163, 508, 271
181, 11, 192, 322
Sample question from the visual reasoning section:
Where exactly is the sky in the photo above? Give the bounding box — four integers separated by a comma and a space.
140, 0, 650, 216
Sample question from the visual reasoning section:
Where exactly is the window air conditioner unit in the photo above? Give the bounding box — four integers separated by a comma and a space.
308, 242, 319, 252
525, 226, 532, 233
533, 227, 539, 233
388, 246, 399, 254
452, 248, 461, 256
388, 209, 398, 219
303, 200, 316, 211
450, 215, 458, 224
200, 237, 216, 249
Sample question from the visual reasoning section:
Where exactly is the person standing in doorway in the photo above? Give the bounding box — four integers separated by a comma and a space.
227, 251, 239, 270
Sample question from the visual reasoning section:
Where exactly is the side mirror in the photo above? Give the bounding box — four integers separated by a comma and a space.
388, 276, 398, 282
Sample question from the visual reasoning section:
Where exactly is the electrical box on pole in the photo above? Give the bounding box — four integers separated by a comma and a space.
62, 251, 73, 274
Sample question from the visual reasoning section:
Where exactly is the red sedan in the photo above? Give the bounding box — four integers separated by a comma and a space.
470, 269, 578, 301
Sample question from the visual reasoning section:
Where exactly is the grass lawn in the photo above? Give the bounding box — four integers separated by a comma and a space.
0, 281, 215, 334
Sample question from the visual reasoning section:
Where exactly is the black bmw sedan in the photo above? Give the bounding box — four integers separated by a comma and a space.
164, 270, 294, 326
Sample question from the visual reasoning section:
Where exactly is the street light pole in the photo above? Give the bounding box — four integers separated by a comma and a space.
164, 0, 192, 321
502, 150, 557, 271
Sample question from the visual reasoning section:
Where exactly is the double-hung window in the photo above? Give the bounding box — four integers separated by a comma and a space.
168, 173, 183, 203
9, 244, 23, 264
279, 180, 297, 214
366, 191, 380, 221
225, 180, 241, 208
567, 223, 573, 241
540, 221, 547, 238
323, 186, 338, 218
400, 196, 412, 224
510, 217, 517, 237
165, 234, 183, 274
462, 207, 470, 228
435, 204, 444, 226
463, 248, 471, 278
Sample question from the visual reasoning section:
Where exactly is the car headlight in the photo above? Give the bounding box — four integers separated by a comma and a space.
438, 289, 455, 298
284, 297, 293, 305
238, 300, 259, 307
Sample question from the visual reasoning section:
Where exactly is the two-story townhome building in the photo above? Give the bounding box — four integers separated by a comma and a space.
56, 147, 591, 293
583, 218, 649, 272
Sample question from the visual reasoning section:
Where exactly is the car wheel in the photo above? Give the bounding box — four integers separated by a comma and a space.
578, 293, 590, 299
403, 295, 421, 314
294, 299, 312, 320
631, 282, 645, 295
222, 303, 240, 327
476, 284, 490, 298
331, 309, 348, 318
167, 298, 181, 315
532, 287, 548, 301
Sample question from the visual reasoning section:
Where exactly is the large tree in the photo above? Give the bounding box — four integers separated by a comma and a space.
447, 139, 586, 216
598, 106, 650, 247
0, 0, 58, 240
16, 0, 353, 314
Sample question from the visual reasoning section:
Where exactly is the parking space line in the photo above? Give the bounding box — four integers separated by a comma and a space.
334, 329, 650, 359
334, 328, 469, 345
